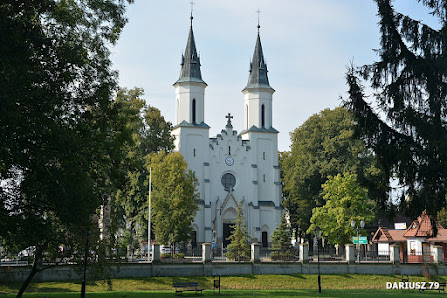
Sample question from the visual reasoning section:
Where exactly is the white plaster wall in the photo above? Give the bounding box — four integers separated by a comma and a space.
407, 238, 423, 254
243, 89, 274, 129
378, 243, 389, 255
175, 83, 206, 125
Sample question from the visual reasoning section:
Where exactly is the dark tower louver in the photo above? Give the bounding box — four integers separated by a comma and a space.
242, 33, 274, 92
175, 21, 207, 85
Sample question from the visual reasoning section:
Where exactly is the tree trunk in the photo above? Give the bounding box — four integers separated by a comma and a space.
17, 246, 43, 297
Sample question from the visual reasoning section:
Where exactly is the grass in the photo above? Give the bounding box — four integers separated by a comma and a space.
1, 274, 446, 297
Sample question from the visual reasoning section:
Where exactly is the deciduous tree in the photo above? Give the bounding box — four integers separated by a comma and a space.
146, 151, 199, 248
0, 1, 133, 295
307, 173, 375, 245
113, 88, 175, 250
280, 107, 387, 238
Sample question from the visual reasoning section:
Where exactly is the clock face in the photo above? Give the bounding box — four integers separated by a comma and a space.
225, 156, 234, 166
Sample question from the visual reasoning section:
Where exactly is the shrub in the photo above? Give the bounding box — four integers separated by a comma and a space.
174, 253, 185, 259
160, 253, 171, 259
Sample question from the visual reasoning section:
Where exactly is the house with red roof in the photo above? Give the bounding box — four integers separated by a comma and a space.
372, 210, 447, 263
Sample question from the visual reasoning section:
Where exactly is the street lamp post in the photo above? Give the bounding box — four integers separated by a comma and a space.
314, 226, 322, 293
350, 220, 365, 263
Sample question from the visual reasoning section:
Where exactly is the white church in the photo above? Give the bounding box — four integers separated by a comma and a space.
171, 16, 282, 248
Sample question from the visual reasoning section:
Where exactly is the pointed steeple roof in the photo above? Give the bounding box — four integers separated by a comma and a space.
243, 32, 274, 92
174, 18, 207, 85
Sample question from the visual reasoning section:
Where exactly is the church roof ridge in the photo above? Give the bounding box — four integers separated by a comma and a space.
174, 21, 207, 86
242, 32, 274, 92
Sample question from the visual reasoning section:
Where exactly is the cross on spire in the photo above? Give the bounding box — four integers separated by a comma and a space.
225, 113, 233, 128
256, 9, 261, 32
190, 0, 195, 26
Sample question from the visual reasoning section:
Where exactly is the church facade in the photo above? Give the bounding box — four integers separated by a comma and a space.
171, 19, 282, 248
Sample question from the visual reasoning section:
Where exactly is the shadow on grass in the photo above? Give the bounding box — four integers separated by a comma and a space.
290, 274, 306, 279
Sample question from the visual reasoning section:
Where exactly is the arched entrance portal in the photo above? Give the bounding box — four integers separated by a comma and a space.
221, 207, 236, 248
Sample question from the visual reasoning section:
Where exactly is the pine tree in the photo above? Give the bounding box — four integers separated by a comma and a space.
225, 202, 250, 261
345, 0, 447, 217
270, 213, 293, 260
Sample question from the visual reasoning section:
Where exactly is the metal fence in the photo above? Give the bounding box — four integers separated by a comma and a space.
260, 248, 299, 262
403, 250, 434, 263
354, 249, 390, 262
309, 247, 345, 262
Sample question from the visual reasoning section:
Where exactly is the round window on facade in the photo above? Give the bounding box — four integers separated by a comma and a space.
221, 173, 236, 191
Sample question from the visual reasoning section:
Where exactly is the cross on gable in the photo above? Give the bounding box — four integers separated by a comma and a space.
225, 113, 233, 127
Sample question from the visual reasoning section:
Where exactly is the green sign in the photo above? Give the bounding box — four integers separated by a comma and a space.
352, 236, 367, 244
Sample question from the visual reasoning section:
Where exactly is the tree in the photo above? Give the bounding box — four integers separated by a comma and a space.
147, 151, 198, 248
226, 202, 250, 261
0, 1, 133, 296
270, 213, 293, 260
436, 196, 447, 228
113, 88, 175, 251
437, 207, 447, 229
345, 0, 447, 218
280, 107, 387, 238
307, 173, 375, 245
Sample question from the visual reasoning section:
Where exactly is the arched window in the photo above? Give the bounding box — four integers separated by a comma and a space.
261, 104, 265, 128
192, 99, 196, 123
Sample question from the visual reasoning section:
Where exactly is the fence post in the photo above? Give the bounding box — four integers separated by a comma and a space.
151, 243, 160, 263
202, 243, 212, 263
251, 243, 260, 263
389, 244, 400, 264
433, 245, 443, 264
345, 244, 355, 264
299, 243, 309, 263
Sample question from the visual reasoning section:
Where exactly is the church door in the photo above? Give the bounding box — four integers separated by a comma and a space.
223, 223, 235, 248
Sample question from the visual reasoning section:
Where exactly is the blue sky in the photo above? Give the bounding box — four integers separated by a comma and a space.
110, 0, 436, 152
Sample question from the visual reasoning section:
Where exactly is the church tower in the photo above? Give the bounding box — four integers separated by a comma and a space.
240, 25, 281, 242
171, 15, 210, 230
173, 16, 207, 126
242, 26, 275, 130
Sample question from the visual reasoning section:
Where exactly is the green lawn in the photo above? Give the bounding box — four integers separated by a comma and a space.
1, 274, 446, 297
2, 290, 446, 297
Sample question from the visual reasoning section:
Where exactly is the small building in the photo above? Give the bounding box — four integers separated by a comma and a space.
372, 227, 406, 261
373, 210, 447, 263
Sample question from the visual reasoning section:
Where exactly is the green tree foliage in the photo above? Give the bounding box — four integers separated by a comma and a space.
270, 213, 293, 260
307, 173, 375, 245
146, 151, 199, 247
345, 0, 447, 217
0, 1, 133, 295
437, 207, 447, 229
436, 196, 447, 228
113, 88, 175, 247
226, 202, 250, 261
280, 107, 387, 237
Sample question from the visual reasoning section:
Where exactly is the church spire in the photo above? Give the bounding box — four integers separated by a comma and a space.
242, 27, 274, 92
174, 15, 206, 85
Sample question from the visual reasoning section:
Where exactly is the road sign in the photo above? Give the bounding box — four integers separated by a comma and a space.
352, 236, 367, 244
